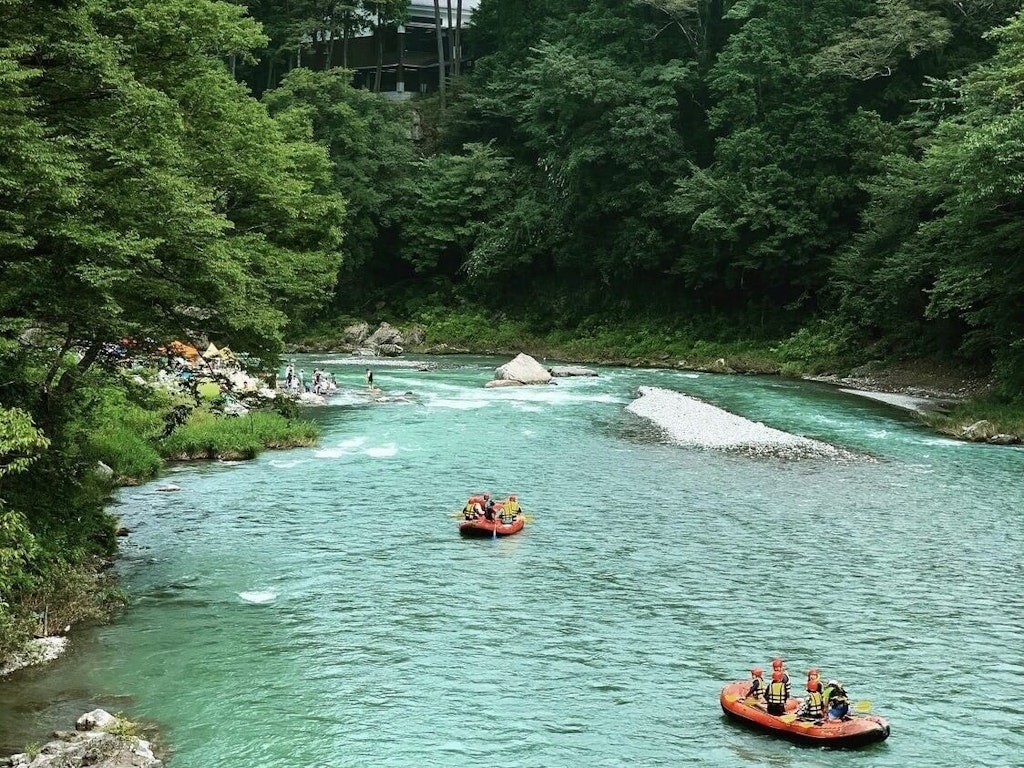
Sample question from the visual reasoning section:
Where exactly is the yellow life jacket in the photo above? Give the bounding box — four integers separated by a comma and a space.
765, 680, 788, 705
804, 690, 825, 717
504, 499, 520, 514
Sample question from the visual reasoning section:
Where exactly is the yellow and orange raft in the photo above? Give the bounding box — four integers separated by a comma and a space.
457, 497, 526, 538
719, 681, 890, 748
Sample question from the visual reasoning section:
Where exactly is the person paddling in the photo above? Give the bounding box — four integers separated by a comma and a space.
500, 494, 522, 523
797, 679, 826, 721
764, 670, 788, 716
771, 658, 791, 700
823, 679, 851, 720
745, 667, 766, 699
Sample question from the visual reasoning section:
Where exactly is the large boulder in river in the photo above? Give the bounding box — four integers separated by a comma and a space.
488, 353, 552, 387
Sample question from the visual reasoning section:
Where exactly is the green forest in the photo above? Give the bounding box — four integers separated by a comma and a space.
3, 0, 1024, 653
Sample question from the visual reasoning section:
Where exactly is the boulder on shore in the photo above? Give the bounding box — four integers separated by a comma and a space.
366, 322, 403, 348
490, 353, 552, 386
549, 366, 597, 377
341, 322, 370, 345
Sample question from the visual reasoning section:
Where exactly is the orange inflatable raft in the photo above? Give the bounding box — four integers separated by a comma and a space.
458, 500, 525, 538
720, 681, 890, 748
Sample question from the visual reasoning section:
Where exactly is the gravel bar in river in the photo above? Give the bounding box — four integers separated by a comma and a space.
626, 385, 859, 459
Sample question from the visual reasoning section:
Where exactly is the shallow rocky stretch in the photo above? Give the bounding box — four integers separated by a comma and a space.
626, 385, 857, 459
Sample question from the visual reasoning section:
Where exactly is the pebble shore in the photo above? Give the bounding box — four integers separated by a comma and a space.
626, 386, 858, 460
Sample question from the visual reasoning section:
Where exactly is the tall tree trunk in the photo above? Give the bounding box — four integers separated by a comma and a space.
446, 0, 453, 79
433, 0, 446, 109
343, 10, 350, 68
374, 7, 383, 92
455, 0, 463, 77
397, 23, 405, 95
326, 4, 337, 72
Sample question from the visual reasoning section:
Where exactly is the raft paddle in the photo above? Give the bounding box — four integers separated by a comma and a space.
853, 700, 871, 712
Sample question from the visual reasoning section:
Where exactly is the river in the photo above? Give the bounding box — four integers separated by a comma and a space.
3, 354, 1023, 766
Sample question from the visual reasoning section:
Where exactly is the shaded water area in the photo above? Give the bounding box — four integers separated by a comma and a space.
4, 355, 1024, 766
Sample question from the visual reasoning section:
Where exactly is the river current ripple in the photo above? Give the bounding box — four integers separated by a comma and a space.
3, 355, 1023, 766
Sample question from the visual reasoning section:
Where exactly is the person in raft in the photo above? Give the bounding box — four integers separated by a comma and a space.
796, 678, 826, 722
482, 493, 496, 521
806, 668, 823, 694
745, 667, 766, 699
500, 494, 522, 523
764, 670, 789, 716
462, 498, 480, 520
771, 658, 791, 699
823, 679, 851, 720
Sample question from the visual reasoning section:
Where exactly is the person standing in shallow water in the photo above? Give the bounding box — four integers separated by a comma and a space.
366, 369, 374, 389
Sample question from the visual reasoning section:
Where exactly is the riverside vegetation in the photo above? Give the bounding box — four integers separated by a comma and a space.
4, 0, 1024, 698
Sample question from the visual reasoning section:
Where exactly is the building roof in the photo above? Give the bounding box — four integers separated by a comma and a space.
408, 0, 479, 28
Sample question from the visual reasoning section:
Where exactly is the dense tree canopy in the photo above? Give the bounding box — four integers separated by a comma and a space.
4, 0, 1024, 656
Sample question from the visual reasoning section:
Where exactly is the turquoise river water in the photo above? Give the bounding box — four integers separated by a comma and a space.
3, 354, 1023, 767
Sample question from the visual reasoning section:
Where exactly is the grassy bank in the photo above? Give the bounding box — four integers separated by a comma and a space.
1, 376, 319, 661
157, 410, 318, 461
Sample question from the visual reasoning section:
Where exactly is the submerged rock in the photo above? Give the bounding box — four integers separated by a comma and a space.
484, 379, 525, 389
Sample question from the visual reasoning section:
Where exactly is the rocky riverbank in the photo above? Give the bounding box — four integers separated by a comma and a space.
2, 710, 161, 768
0, 638, 67, 679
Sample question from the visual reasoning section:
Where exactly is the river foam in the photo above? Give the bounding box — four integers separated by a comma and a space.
238, 591, 277, 604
